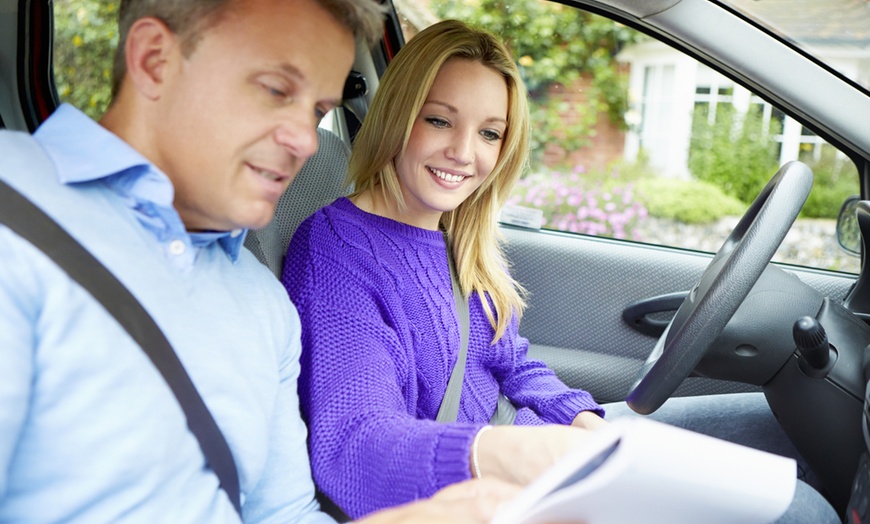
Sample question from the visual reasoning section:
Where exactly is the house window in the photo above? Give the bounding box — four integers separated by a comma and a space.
638, 64, 676, 172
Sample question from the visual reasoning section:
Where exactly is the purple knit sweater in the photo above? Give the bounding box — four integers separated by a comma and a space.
282, 197, 603, 518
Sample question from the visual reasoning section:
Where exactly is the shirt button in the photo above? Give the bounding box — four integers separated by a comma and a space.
168, 240, 187, 256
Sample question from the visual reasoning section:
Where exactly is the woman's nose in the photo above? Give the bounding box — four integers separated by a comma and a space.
446, 131, 475, 165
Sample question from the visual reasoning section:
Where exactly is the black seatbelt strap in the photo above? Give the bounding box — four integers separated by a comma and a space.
0, 179, 242, 516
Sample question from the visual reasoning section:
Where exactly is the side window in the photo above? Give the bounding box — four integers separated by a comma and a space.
396, 1, 861, 274
52, 0, 118, 120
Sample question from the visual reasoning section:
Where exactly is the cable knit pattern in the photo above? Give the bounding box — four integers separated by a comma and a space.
282, 197, 603, 518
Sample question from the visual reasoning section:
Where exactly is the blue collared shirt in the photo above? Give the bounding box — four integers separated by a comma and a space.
0, 105, 332, 523
35, 103, 245, 268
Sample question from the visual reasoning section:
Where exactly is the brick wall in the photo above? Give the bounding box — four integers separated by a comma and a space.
537, 72, 627, 170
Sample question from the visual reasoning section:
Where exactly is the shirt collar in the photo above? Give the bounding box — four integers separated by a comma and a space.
35, 103, 151, 186
34, 104, 247, 261
191, 229, 247, 261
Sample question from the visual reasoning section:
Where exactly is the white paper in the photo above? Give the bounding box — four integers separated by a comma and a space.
491, 417, 796, 524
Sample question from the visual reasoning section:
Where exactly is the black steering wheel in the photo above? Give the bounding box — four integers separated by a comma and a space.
626, 161, 814, 414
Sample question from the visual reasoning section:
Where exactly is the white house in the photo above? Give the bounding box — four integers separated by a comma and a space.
617, 1, 870, 179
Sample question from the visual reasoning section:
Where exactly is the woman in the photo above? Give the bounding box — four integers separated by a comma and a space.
283, 19, 838, 524
283, 20, 600, 518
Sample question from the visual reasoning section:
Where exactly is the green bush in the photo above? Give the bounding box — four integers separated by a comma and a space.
800, 145, 859, 219
688, 104, 780, 204
54, 0, 118, 120
507, 158, 745, 240
528, 100, 595, 167
636, 177, 746, 224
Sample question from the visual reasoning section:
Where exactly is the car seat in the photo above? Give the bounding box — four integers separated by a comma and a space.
244, 84, 365, 523
243, 127, 352, 278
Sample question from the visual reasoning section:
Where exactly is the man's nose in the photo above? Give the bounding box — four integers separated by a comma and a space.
274, 116, 319, 161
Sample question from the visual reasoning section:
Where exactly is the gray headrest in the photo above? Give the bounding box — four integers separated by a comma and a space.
245, 127, 351, 278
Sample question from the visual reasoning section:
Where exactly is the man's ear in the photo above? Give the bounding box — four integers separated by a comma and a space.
123, 17, 179, 100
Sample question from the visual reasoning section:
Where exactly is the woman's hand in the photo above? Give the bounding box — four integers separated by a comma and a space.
474, 424, 592, 486
571, 410, 607, 430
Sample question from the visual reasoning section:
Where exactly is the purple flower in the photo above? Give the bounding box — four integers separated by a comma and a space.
506, 167, 651, 242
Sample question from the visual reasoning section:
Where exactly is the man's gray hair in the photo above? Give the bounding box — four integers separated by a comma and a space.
110, 0, 386, 97
315, 0, 387, 47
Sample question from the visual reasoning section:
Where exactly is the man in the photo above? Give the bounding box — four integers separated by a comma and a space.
0, 0, 522, 522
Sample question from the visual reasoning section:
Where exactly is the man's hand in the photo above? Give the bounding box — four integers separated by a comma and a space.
356, 477, 521, 524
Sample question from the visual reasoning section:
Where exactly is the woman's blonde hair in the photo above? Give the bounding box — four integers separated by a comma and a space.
348, 19, 530, 342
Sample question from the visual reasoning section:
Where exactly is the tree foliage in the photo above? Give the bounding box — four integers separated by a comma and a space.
53, 0, 119, 120
433, 0, 641, 162
51, 0, 641, 158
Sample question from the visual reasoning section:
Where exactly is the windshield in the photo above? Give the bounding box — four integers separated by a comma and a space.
719, 0, 870, 91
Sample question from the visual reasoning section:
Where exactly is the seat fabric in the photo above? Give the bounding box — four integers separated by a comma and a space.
244, 127, 351, 278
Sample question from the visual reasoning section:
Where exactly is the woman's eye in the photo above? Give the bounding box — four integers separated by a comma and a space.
425, 116, 449, 128
481, 129, 502, 141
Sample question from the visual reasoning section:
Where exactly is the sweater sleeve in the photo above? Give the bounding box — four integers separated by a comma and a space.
494, 313, 605, 424
283, 231, 482, 519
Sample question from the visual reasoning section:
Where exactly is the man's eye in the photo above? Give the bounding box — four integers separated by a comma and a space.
260, 82, 288, 100
424, 116, 449, 128
481, 129, 502, 141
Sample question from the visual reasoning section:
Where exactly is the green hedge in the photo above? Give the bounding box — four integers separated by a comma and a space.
688, 104, 780, 205
636, 177, 745, 224
799, 146, 859, 218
